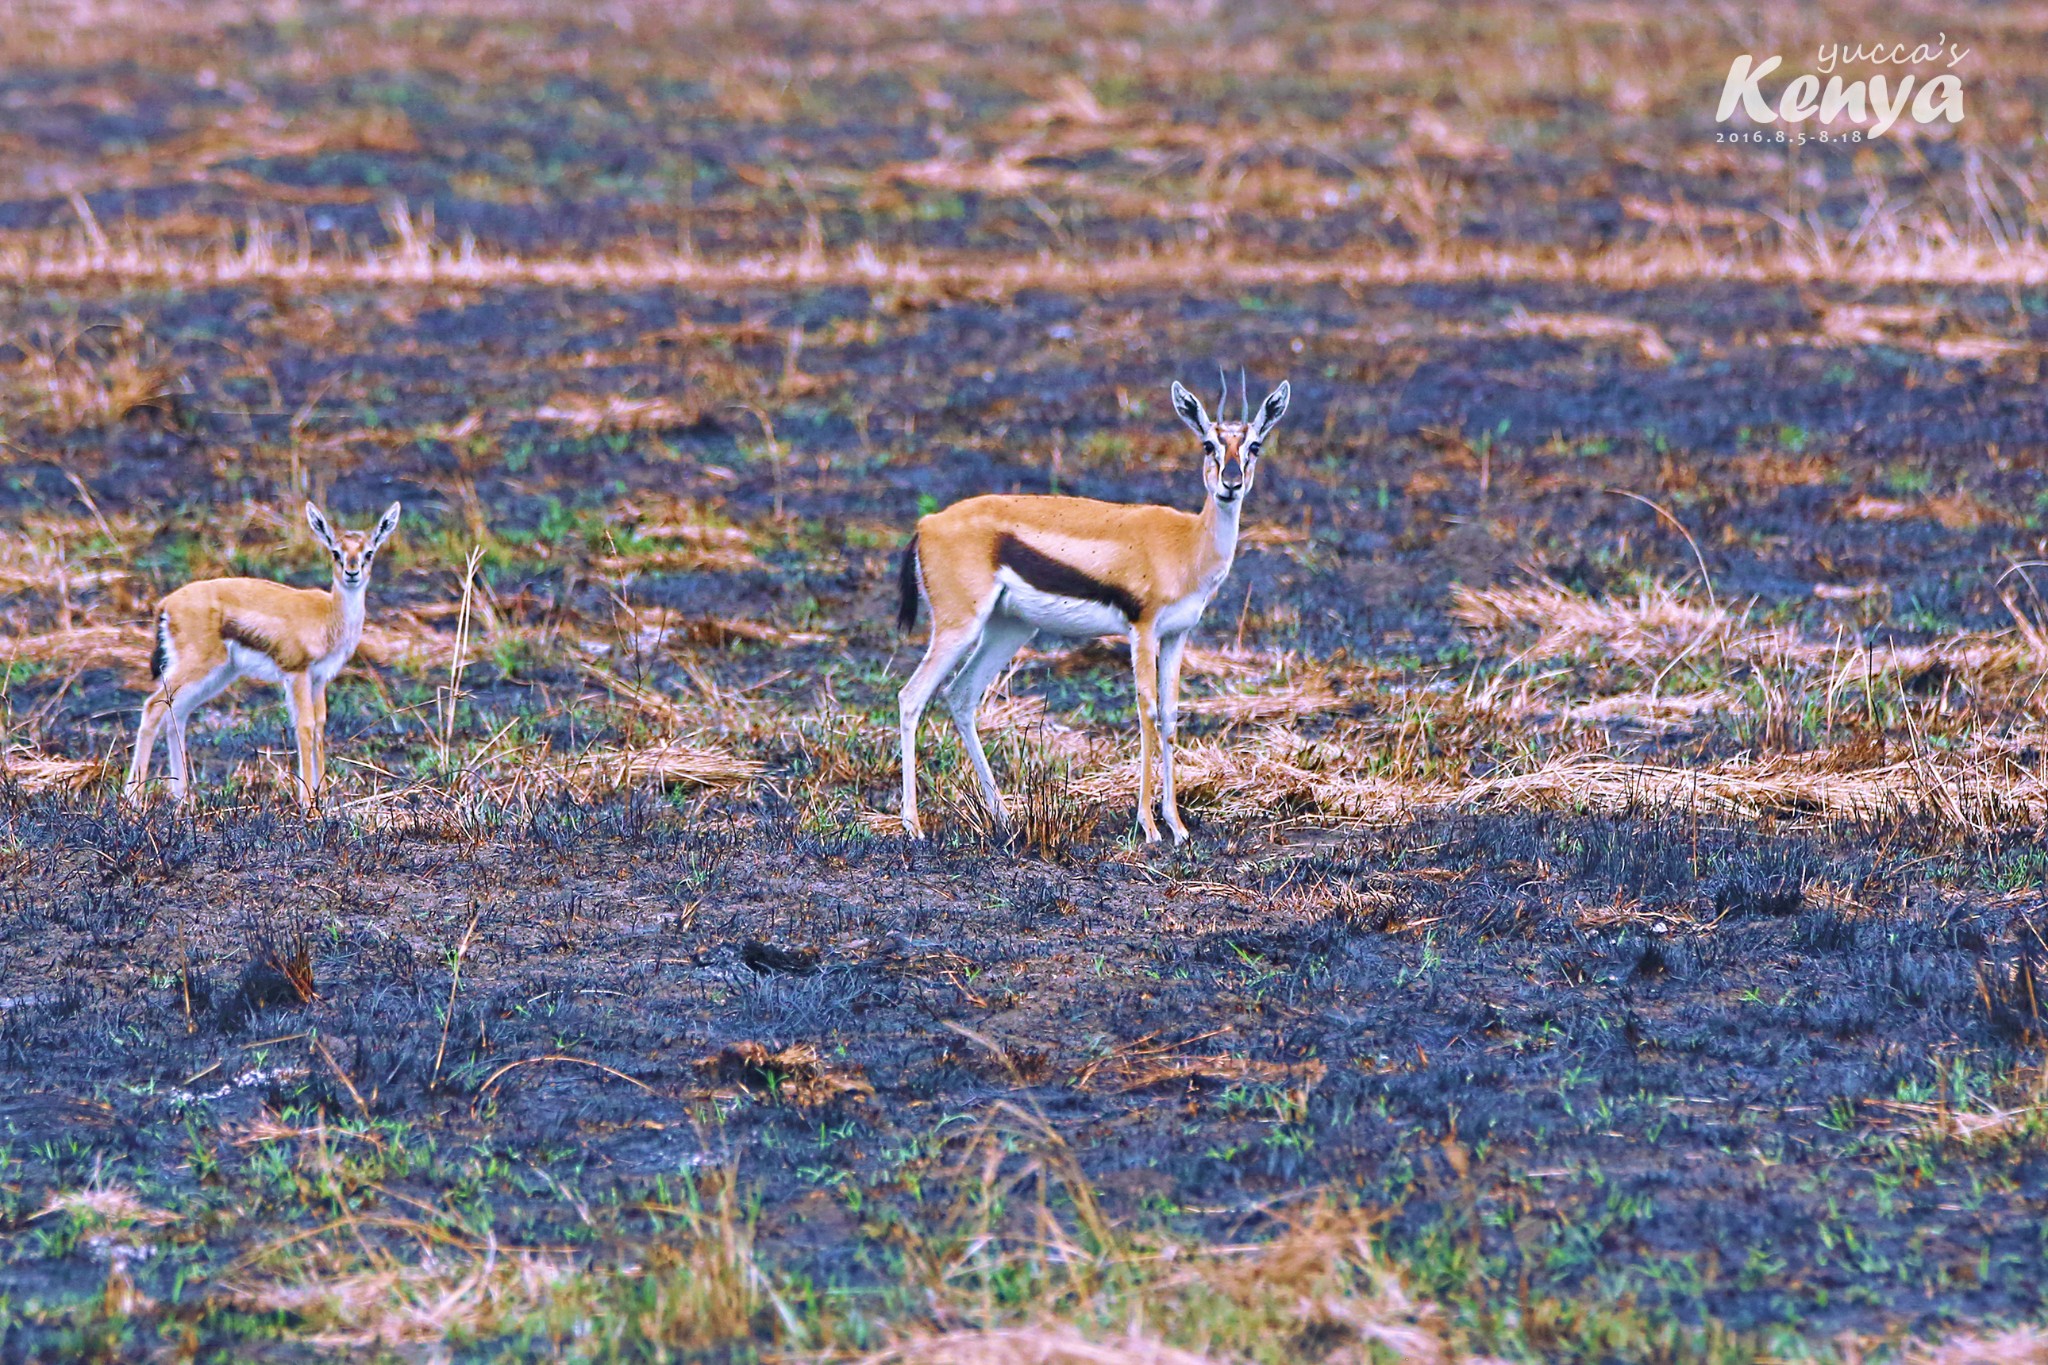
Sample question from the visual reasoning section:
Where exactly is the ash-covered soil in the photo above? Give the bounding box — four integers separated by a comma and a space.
1, 792, 2044, 1359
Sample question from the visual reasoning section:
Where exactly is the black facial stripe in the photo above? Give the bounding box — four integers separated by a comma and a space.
994, 532, 1142, 621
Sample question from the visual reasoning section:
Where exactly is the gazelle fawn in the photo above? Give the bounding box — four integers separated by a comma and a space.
125, 501, 401, 808
897, 374, 1289, 844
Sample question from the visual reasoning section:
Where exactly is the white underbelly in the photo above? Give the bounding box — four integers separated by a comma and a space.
226, 641, 289, 685
310, 649, 353, 686
994, 571, 1129, 639
1154, 590, 1212, 637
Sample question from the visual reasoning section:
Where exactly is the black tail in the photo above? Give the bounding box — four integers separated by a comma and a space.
896, 535, 921, 632
149, 613, 167, 681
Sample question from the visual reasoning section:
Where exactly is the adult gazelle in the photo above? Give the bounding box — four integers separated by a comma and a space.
896, 376, 1288, 843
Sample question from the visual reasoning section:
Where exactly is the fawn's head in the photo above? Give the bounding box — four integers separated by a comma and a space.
306, 501, 402, 592
1171, 371, 1290, 506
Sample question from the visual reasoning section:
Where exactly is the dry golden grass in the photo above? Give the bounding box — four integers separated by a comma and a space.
1069, 729, 2048, 829
887, 1190, 1472, 1365
1816, 301, 2040, 366
2, 319, 186, 434
1071, 1047, 1325, 1097
0, 510, 143, 599
533, 393, 698, 435
1459, 574, 2048, 705
595, 498, 762, 574
4, 0, 2044, 308
220, 1158, 778, 1351
194, 1111, 1477, 1364
232, 1244, 576, 1349
1073, 730, 1411, 823
1560, 688, 1738, 730
1498, 308, 1674, 365
1460, 751, 2044, 826
2, 746, 108, 793
558, 737, 763, 794
1181, 676, 1344, 725
1867, 1099, 2045, 1145
869, 1326, 1222, 1365
3, 623, 149, 671
1910, 1326, 2048, 1365
1451, 577, 1749, 669
34, 1184, 177, 1229
6, 211, 2048, 305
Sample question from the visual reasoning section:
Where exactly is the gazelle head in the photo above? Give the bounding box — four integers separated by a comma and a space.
1170, 372, 1290, 507
306, 500, 402, 593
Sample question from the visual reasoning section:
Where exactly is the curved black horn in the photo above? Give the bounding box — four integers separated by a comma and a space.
1240, 365, 1249, 424
1215, 366, 1227, 423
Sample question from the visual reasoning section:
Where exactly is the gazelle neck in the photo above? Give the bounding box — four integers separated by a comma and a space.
328, 574, 369, 640
1198, 488, 1244, 574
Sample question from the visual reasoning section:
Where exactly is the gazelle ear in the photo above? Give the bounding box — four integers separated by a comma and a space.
1248, 381, 1291, 442
1170, 381, 1213, 439
305, 502, 340, 553
367, 501, 403, 552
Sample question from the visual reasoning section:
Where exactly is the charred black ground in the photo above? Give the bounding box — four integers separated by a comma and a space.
1, 793, 2045, 1360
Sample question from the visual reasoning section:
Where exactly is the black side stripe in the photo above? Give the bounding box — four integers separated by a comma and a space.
993, 532, 1142, 621
221, 618, 311, 672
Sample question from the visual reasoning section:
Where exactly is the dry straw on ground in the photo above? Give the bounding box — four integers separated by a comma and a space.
1910, 1326, 2048, 1365
533, 394, 698, 435
2, 747, 106, 792
7, 204, 2048, 300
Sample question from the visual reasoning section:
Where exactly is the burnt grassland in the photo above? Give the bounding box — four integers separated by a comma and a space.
3, 1, 2048, 1361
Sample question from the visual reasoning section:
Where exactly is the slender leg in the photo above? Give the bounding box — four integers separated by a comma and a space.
1157, 630, 1190, 843
124, 690, 171, 800
898, 622, 982, 837
164, 705, 191, 801
287, 672, 318, 807
1130, 624, 1163, 844
165, 662, 234, 803
944, 615, 1037, 829
312, 683, 329, 800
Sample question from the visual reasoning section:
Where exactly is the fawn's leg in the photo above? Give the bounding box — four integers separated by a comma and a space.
124, 690, 171, 800
286, 673, 319, 807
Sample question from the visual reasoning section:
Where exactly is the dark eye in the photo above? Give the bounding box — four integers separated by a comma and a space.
1202, 441, 1216, 454
331, 550, 341, 560
1248, 443, 1262, 456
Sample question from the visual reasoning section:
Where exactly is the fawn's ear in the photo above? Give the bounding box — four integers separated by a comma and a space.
305, 502, 341, 553
1171, 381, 1214, 440
367, 501, 403, 552
1248, 381, 1291, 443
